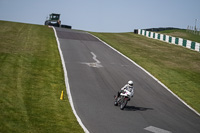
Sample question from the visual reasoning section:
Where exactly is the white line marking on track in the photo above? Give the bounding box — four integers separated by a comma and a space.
144, 126, 172, 133
82, 52, 103, 68
91, 52, 101, 64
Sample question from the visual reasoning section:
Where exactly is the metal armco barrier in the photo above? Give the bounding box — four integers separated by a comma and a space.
137, 29, 200, 52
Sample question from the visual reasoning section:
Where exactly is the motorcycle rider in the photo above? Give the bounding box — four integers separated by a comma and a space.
116, 80, 134, 100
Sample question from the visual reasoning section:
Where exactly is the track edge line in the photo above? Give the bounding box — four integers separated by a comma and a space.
52, 27, 90, 133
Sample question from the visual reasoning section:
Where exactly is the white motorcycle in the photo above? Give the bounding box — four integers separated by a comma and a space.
114, 89, 131, 110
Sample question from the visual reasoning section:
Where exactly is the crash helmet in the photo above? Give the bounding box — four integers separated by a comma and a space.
128, 80, 133, 86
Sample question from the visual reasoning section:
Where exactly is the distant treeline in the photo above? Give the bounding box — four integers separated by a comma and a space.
143, 27, 181, 32
134, 27, 180, 34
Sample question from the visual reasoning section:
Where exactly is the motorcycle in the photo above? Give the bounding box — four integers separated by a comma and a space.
114, 89, 131, 110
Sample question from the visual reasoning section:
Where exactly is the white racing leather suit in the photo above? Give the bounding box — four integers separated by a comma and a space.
118, 84, 134, 98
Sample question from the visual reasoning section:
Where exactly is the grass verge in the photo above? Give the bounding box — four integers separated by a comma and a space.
0, 21, 84, 133
90, 31, 200, 113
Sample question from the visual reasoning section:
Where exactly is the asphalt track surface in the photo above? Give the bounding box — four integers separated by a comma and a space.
55, 27, 200, 133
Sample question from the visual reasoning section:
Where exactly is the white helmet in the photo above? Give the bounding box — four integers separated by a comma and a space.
128, 80, 133, 86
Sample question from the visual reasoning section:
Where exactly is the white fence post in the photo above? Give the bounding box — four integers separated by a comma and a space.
179, 38, 183, 46
186, 40, 192, 49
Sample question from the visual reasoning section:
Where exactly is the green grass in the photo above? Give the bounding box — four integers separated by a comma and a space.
159, 29, 200, 43
90, 32, 200, 113
0, 21, 84, 133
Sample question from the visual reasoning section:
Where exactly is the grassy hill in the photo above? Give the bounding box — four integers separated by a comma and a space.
1, 20, 199, 132
90, 31, 200, 113
158, 29, 200, 43
0, 21, 83, 133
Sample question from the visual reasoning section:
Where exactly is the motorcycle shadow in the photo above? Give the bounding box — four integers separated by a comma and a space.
124, 106, 153, 111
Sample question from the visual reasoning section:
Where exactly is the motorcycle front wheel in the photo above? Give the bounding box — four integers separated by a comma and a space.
114, 97, 120, 106
120, 99, 127, 110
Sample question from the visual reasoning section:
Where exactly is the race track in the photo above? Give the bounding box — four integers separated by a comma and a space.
55, 27, 200, 133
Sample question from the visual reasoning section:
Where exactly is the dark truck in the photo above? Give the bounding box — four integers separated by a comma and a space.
44, 13, 61, 27
44, 13, 72, 29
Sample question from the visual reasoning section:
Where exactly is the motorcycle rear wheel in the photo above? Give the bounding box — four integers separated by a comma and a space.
114, 101, 118, 106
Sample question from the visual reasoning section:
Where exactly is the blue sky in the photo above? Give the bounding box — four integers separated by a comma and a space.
0, 0, 200, 32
